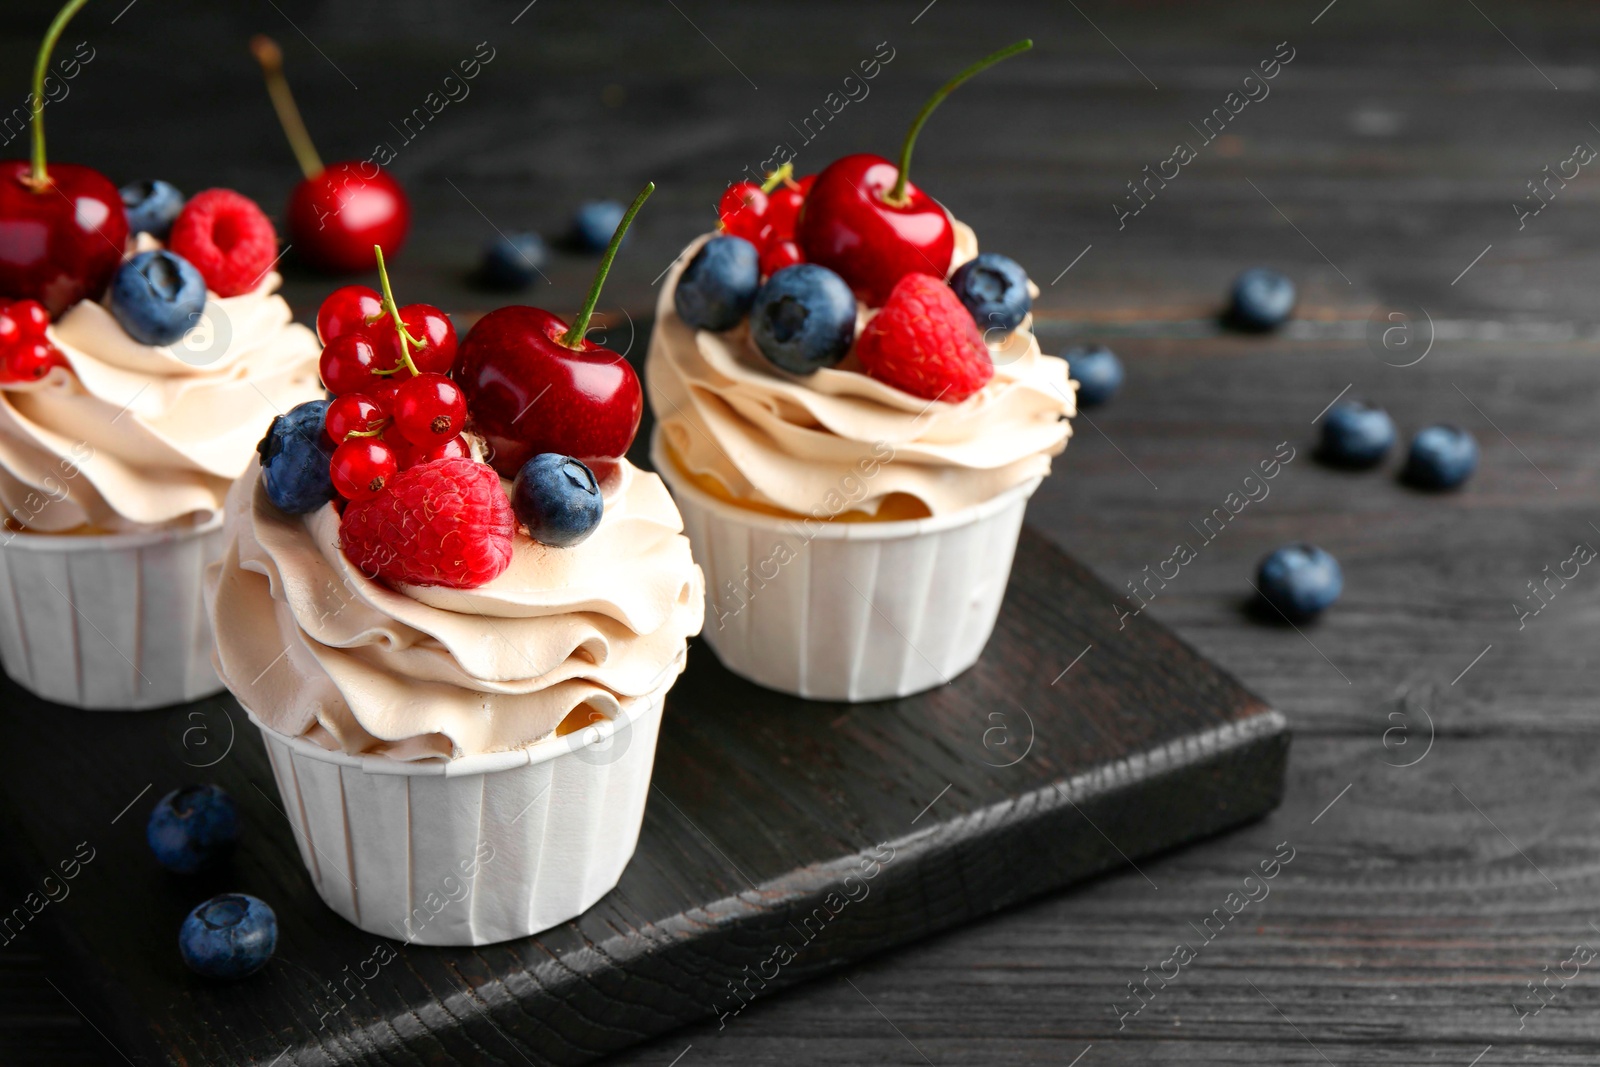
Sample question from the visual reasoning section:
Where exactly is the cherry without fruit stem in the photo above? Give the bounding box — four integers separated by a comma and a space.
29, 0, 92, 189
560, 181, 654, 350
251, 34, 324, 180
886, 38, 1032, 206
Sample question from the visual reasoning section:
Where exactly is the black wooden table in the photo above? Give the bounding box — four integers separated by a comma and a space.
4, 0, 1599, 1063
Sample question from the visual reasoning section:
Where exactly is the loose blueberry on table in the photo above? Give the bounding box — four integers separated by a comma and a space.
1256, 544, 1343, 621
179, 893, 277, 980
480, 231, 548, 290
1318, 399, 1395, 468
1228, 267, 1297, 331
146, 784, 240, 875
1063, 344, 1123, 408
571, 200, 627, 253
1403, 424, 1477, 490
0, 0, 129, 316
252, 36, 410, 274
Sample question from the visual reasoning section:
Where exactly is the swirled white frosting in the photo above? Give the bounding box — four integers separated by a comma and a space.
0, 245, 321, 533
206, 459, 705, 760
646, 221, 1075, 518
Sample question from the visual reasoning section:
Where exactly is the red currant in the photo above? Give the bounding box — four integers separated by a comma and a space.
11, 300, 49, 337
319, 333, 382, 395
371, 379, 403, 413
386, 430, 471, 469
419, 434, 471, 464
718, 182, 768, 240
7, 341, 60, 381
316, 285, 385, 344
392, 372, 467, 445
0, 310, 19, 349
325, 394, 387, 443
330, 438, 397, 500
764, 186, 805, 238
372, 304, 457, 375
795, 174, 816, 196
760, 238, 804, 277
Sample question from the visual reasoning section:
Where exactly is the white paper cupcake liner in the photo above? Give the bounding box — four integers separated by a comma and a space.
250, 680, 670, 947
0, 513, 225, 710
652, 429, 1039, 702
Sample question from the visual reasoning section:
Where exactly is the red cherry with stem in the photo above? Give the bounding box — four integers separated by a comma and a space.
391, 372, 466, 445
797, 40, 1031, 306
371, 303, 456, 375
325, 393, 387, 442
0, 0, 130, 316
330, 438, 397, 500
252, 37, 409, 275
319, 332, 382, 395
759, 238, 803, 277
454, 182, 652, 477
317, 284, 384, 344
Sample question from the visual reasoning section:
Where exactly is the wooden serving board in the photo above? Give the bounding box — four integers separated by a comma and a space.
0, 518, 1287, 1066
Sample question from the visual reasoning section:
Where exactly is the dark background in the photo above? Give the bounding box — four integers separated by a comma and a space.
4, 0, 1600, 1063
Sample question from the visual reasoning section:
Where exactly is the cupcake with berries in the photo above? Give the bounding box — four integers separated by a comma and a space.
0, 1, 321, 710
206, 186, 704, 945
647, 41, 1074, 701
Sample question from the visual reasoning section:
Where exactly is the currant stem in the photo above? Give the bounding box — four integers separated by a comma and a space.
373, 246, 420, 377
250, 35, 325, 180
760, 163, 793, 194
560, 181, 654, 350
886, 38, 1032, 206
29, 0, 92, 189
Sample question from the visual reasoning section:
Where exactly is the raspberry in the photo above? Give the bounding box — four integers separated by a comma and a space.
339, 458, 513, 589
169, 189, 278, 298
855, 273, 994, 402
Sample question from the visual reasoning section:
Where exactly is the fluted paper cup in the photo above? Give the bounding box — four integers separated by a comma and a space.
0, 512, 225, 710
250, 679, 670, 946
652, 429, 1039, 702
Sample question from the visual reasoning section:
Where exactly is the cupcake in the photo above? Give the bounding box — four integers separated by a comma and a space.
208, 187, 705, 946
647, 42, 1071, 702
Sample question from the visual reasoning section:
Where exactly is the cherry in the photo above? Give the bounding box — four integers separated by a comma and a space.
391, 372, 466, 445
0, 0, 130, 316
330, 438, 396, 501
252, 37, 409, 275
797, 40, 1031, 306
319, 333, 382, 396
455, 183, 652, 477
316, 284, 384, 344
718, 182, 767, 240
371, 304, 455, 375
759, 237, 804, 277
325, 393, 386, 442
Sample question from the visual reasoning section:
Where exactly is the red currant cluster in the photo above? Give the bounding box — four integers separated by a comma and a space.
717, 166, 815, 278
315, 273, 467, 501
0, 299, 67, 384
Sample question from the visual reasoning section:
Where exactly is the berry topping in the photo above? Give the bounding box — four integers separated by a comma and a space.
572, 200, 626, 252
146, 784, 239, 875
169, 189, 278, 298
748, 263, 856, 375
324, 393, 386, 443
759, 238, 804, 278
1318, 400, 1395, 469
391, 371, 466, 445
388, 431, 471, 470
1403, 424, 1477, 490
717, 182, 768, 240
340, 457, 514, 588
318, 332, 382, 396
480, 231, 548, 290
179, 893, 277, 981
512, 453, 604, 548
5, 339, 64, 382
949, 252, 1031, 335
1228, 267, 1296, 331
855, 272, 994, 402
674, 235, 760, 332
257, 400, 335, 514
1256, 544, 1342, 621
11, 299, 49, 337
315, 285, 384, 344
0, 299, 64, 384
109, 251, 207, 346
330, 437, 397, 501
763, 185, 805, 237
371, 303, 456, 375
1063, 344, 1122, 408
119, 180, 185, 240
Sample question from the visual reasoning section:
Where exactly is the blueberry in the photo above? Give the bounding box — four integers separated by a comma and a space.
119, 179, 184, 239
1403, 424, 1477, 489
257, 400, 335, 514
109, 251, 207, 346
572, 200, 626, 252
1063, 344, 1123, 407
480, 231, 547, 290
513, 454, 604, 547
675, 235, 760, 332
179, 893, 277, 980
1319, 400, 1396, 468
749, 264, 856, 375
1229, 267, 1296, 331
1256, 544, 1343, 621
146, 784, 240, 874
949, 253, 1031, 335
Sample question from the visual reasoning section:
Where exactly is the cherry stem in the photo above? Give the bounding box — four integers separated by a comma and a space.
886, 38, 1032, 206
372, 246, 421, 377
29, 0, 91, 189
759, 163, 793, 194
560, 181, 654, 350
250, 35, 324, 180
